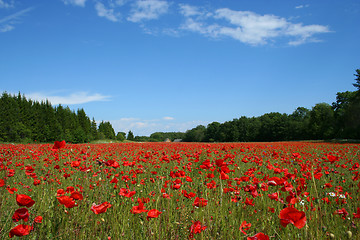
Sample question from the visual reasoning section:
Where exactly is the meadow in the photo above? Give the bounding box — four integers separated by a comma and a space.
1, 141, 359, 239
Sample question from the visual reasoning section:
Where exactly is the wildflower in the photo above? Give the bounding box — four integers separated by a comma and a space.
147, 209, 162, 220
279, 207, 306, 229
9, 225, 32, 238
247, 232, 270, 240
353, 207, 360, 218
119, 188, 136, 198
189, 221, 207, 238
57, 196, 76, 208
239, 220, 251, 235
52, 140, 66, 149
34, 216, 43, 223
16, 194, 35, 208
91, 202, 112, 214
193, 197, 208, 207
334, 208, 348, 219
130, 199, 148, 214
70, 191, 83, 200
12, 208, 30, 222
0, 178, 4, 187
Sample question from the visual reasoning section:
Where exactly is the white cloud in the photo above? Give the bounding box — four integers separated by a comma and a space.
214, 9, 288, 45
0, 0, 14, 8
26, 92, 111, 105
286, 23, 330, 45
180, 6, 331, 46
179, 4, 202, 17
295, 5, 309, 9
62, 0, 87, 7
0, 7, 34, 33
0, 24, 13, 32
109, 0, 128, 7
95, 2, 120, 22
110, 117, 207, 136
127, 0, 169, 22
163, 116, 174, 120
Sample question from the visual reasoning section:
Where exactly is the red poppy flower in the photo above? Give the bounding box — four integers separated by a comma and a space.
220, 171, 229, 180
12, 208, 30, 222
7, 187, 18, 194
57, 189, 65, 196
334, 208, 349, 218
239, 220, 251, 235
70, 191, 83, 200
247, 232, 270, 240
186, 176, 193, 182
52, 140, 66, 149
9, 224, 32, 238
33, 179, 41, 186
353, 207, 360, 219
279, 207, 306, 229
147, 209, 162, 220
244, 198, 255, 206
57, 196, 76, 208
182, 190, 196, 199
16, 194, 35, 208
91, 202, 112, 214
71, 161, 80, 168
0, 178, 5, 187
189, 220, 207, 238
119, 188, 136, 198
130, 199, 148, 214
193, 197, 208, 207
66, 186, 75, 193
268, 192, 279, 201
34, 216, 43, 223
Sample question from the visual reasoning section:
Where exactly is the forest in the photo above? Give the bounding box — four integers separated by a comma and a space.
0, 93, 116, 143
1, 69, 359, 143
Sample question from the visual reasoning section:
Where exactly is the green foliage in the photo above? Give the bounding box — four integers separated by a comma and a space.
98, 121, 116, 140
353, 69, 360, 91
150, 132, 185, 142
309, 103, 335, 139
127, 130, 135, 141
0, 92, 102, 143
184, 125, 206, 142
116, 132, 126, 141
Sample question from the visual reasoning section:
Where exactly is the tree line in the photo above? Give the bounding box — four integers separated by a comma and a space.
182, 69, 360, 142
1, 69, 359, 143
0, 92, 116, 143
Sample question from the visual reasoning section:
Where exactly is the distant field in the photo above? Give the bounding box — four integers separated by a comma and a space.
1, 142, 359, 239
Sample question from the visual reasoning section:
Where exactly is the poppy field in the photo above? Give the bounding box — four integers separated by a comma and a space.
1, 141, 360, 239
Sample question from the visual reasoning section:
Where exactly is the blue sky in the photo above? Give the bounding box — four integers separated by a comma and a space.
1, 0, 359, 136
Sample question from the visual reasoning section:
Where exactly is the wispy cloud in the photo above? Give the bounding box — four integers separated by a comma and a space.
0, 24, 13, 32
62, 0, 87, 7
295, 5, 310, 9
180, 5, 331, 46
127, 0, 169, 22
26, 92, 111, 105
0, 7, 34, 33
110, 117, 207, 136
0, 0, 14, 8
95, 2, 120, 22
163, 116, 174, 120
109, 0, 129, 8
179, 4, 203, 17
60, 1, 330, 46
